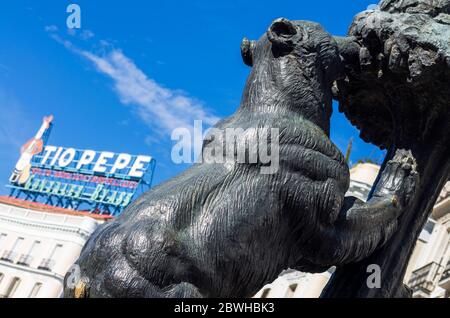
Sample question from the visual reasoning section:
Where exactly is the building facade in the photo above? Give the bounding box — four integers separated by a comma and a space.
0, 197, 104, 298
406, 182, 450, 298
255, 163, 450, 298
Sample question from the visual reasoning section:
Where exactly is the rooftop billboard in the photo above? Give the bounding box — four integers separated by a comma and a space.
7, 116, 155, 216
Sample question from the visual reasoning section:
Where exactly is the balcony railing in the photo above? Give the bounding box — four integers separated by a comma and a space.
16, 254, 33, 267
408, 262, 442, 295
438, 261, 450, 291
441, 262, 450, 281
0, 251, 17, 263
38, 258, 56, 271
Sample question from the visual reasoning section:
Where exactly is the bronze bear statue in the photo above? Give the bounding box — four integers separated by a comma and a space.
64, 18, 417, 298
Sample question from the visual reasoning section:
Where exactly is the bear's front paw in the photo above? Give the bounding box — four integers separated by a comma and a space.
373, 149, 419, 208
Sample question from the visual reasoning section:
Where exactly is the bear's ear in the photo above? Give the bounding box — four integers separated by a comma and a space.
267, 18, 301, 56
241, 37, 256, 67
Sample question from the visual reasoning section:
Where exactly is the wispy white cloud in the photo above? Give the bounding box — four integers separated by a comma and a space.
80, 30, 95, 40
80, 49, 219, 133
67, 28, 77, 37
66, 28, 95, 40
48, 32, 219, 140
45, 25, 58, 33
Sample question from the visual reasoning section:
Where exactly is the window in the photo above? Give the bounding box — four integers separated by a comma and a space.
11, 237, 24, 253
419, 219, 437, 242
5, 277, 21, 298
1, 237, 23, 262
49, 244, 63, 260
29, 282, 42, 298
28, 241, 41, 256
39, 244, 63, 271
0, 234, 7, 253
285, 283, 298, 297
261, 288, 271, 298
27, 241, 41, 263
423, 219, 436, 235
17, 240, 41, 266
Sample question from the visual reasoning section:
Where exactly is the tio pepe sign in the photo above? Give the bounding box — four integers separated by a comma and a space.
39, 146, 152, 179
8, 115, 155, 216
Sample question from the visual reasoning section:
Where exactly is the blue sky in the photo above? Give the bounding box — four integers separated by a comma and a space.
0, 0, 385, 196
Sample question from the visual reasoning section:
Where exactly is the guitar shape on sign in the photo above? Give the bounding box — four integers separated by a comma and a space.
9, 115, 54, 186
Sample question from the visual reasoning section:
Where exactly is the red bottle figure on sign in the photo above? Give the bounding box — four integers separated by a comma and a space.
10, 115, 54, 185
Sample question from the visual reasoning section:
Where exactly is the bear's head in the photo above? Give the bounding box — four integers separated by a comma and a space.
241, 18, 344, 135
